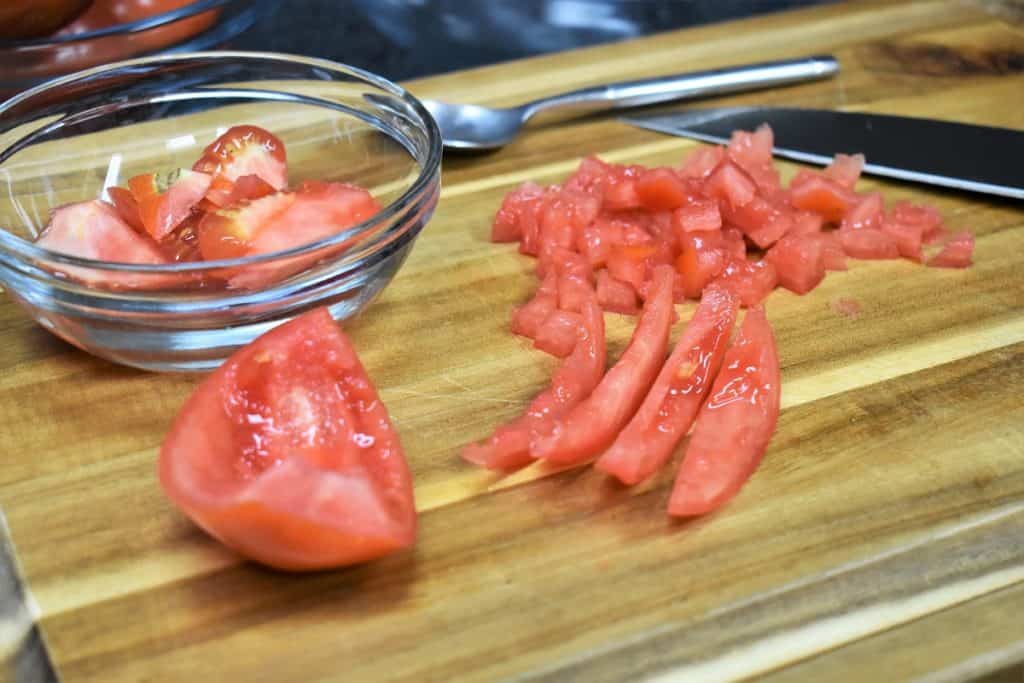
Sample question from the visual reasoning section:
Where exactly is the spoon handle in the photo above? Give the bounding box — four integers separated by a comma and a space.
522, 55, 839, 119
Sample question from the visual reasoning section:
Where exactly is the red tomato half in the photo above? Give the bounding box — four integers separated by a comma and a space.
159, 308, 417, 571
463, 290, 606, 470
531, 265, 677, 466
193, 125, 288, 191
596, 286, 739, 485
668, 306, 780, 517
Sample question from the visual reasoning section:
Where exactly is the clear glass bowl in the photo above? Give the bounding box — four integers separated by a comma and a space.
0, 51, 442, 372
0, 0, 280, 96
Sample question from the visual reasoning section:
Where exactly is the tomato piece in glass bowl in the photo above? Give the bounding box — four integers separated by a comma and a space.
159, 308, 417, 571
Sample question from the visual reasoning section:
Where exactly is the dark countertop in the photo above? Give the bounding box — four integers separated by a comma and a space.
230, 0, 837, 81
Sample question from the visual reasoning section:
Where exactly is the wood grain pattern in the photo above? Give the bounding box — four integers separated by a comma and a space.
2, 1, 1024, 680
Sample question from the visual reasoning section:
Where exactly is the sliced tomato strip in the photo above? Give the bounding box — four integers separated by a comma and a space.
596, 286, 739, 485
668, 306, 781, 517
463, 291, 606, 470
530, 265, 676, 466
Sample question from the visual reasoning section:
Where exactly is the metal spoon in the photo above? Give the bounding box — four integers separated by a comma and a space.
423, 55, 839, 151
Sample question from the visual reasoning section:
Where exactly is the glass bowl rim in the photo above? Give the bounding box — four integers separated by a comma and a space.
0, 50, 443, 274
0, 0, 238, 49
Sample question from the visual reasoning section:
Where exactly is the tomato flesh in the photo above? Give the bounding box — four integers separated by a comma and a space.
927, 231, 975, 268
463, 291, 606, 470
159, 308, 416, 571
533, 310, 582, 358
596, 286, 739, 485
106, 186, 144, 232
531, 265, 676, 465
668, 306, 780, 517
595, 269, 639, 315
764, 235, 826, 295
197, 191, 296, 261
36, 200, 170, 288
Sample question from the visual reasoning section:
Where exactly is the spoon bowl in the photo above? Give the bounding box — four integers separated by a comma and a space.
422, 101, 525, 151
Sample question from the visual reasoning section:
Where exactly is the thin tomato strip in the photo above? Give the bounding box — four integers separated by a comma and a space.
531, 265, 676, 466
668, 306, 780, 517
596, 286, 739, 485
463, 291, 606, 470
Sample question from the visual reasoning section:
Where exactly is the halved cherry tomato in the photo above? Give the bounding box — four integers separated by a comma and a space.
531, 265, 676, 466
596, 286, 739, 485
159, 307, 417, 571
463, 289, 606, 470
668, 306, 780, 517
203, 174, 277, 209
193, 125, 288, 191
128, 168, 212, 240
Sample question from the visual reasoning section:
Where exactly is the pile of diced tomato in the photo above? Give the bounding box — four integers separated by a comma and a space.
465, 125, 974, 517
36, 125, 382, 290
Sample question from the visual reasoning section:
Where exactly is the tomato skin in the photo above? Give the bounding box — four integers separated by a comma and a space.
464, 290, 606, 470
159, 308, 416, 571
531, 265, 677, 465
596, 286, 739, 485
668, 306, 780, 517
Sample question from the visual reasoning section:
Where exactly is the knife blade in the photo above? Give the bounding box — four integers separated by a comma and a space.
620, 107, 1024, 200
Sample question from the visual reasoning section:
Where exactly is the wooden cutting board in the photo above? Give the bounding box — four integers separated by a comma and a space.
3, 1, 1024, 681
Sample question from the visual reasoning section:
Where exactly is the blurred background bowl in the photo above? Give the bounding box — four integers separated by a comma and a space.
0, 0, 281, 96
0, 52, 441, 372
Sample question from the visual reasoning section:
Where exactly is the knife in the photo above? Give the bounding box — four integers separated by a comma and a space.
620, 107, 1024, 200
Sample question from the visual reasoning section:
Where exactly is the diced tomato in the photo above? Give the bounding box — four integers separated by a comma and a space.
635, 168, 691, 210
727, 124, 781, 194
813, 231, 848, 271
722, 195, 794, 249
704, 159, 757, 208
553, 249, 594, 313
464, 292, 606, 470
789, 170, 858, 223
889, 201, 945, 243
678, 145, 725, 180
789, 211, 824, 236
128, 169, 212, 240
839, 227, 900, 260
159, 213, 203, 263
159, 308, 416, 571
533, 310, 582, 358
824, 153, 865, 189
668, 306, 780, 516
927, 231, 974, 268
602, 175, 642, 211
106, 186, 144, 232
672, 198, 722, 235
563, 156, 613, 197
711, 258, 777, 308
536, 190, 601, 276
193, 124, 288, 191
36, 200, 172, 289
197, 191, 296, 261
511, 271, 558, 340
596, 269, 639, 314
764, 234, 825, 295
577, 220, 620, 268
720, 227, 748, 260
675, 232, 727, 300
492, 181, 545, 243
606, 244, 656, 292
840, 192, 885, 231
531, 265, 676, 465
881, 219, 926, 261
596, 286, 739, 485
